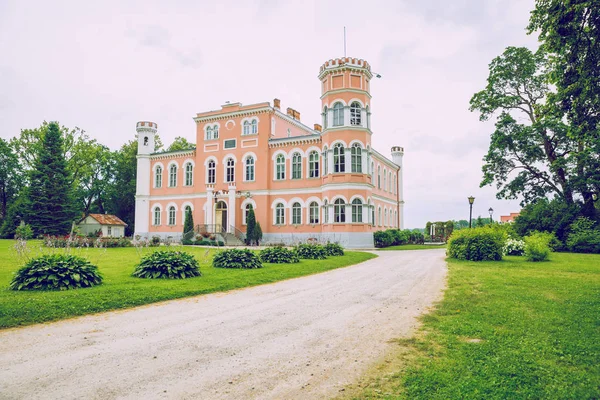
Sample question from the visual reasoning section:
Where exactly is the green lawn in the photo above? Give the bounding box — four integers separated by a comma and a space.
347, 252, 600, 399
380, 244, 446, 251
0, 240, 376, 329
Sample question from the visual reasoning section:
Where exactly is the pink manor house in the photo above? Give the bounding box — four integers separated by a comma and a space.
134, 57, 404, 248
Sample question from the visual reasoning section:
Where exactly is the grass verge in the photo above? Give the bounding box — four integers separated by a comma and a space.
380, 244, 446, 251
343, 252, 600, 399
0, 240, 376, 329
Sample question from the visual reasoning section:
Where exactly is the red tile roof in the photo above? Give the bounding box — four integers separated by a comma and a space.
87, 214, 128, 226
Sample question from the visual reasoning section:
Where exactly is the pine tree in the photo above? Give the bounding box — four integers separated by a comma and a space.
246, 206, 256, 245
183, 208, 194, 239
254, 221, 263, 245
24, 122, 77, 236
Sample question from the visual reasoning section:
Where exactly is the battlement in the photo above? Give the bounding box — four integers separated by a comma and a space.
319, 57, 371, 73
136, 121, 157, 131
391, 146, 404, 155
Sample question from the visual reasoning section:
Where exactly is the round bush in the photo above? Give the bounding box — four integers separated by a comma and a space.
524, 233, 551, 261
10, 254, 102, 291
503, 238, 525, 256
447, 226, 506, 261
213, 249, 262, 269
260, 247, 299, 263
295, 243, 327, 259
324, 243, 344, 256
132, 250, 201, 279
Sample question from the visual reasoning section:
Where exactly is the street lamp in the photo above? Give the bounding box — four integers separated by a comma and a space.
488, 207, 494, 223
468, 196, 475, 228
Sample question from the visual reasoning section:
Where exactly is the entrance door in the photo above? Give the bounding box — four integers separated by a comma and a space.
215, 201, 227, 232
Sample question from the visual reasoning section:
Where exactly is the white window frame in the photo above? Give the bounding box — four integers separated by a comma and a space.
245, 156, 255, 182
308, 151, 319, 178
153, 206, 161, 226
168, 206, 176, 226
292, 153, 302, 179
275, 203, 285, 225
350, 102, 361, 126
351, 143, 362, 173
184, 163, 193, 186
352, 198, 363, 223
154, 165, 162, 188
275, 154, 286, 180
332, 102, 344, 126
226, 158, 235, 183
207, 160, 216, 184
309, 201, 319, 224
292, 202, 302, 225
334, 198, 346, 223
169, 164, 177, 187
333, 143, 345, 173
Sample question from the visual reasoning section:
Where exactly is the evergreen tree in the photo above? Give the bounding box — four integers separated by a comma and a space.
254, 221, 263, 245
246, 206, 256, 245
23, 122, 77, 236
183, 208, 194, 239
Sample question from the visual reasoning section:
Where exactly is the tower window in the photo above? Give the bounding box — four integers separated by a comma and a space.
144, 137, 148, 146
350, 102, 361, 126
352, 198, 363, 223
309, 151, 319, 178
332, 102, 344, 126
333, 143, 345, 173
351, 143, 362, 173
334, 199, 346, 223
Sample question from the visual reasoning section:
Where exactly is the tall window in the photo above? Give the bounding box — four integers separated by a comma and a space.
292, 153, 302, 179
377, 166, 381, 189
207, 160, 216, 184
155, 166, 162, 188
309, 151, 319, 178
275, 203, 285, 225
378, 207, 382, 226
332, 102, 344, 126
153, 207, 161, 225
384, 209, 388, 226
323, 147, 328, 175
370, 203, 375, 227
333, 143, 345, 173
243, 121, 251, 135
226, 158, 235, 183
351, 143, 362, 173
309, 201, 319, 224
206, 125, 219, 140
334, 199, 346, 223
168, 206, 176, 225
251, 119, 258, 134
245, 156, 255, 181
169, 164, 177, 187
292, 202, 302, 224
244, 204, 253, 225
389, 172, 392, 192
276, 154, 285, 180
184, 163, 193, 186
350, 102, 361, 126
324, 200, 329, 223
352, 198, 363, 223
383, 169, 387, 192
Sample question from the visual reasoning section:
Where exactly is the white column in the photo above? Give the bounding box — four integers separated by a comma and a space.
361, 109, 367, 128
327, 109, 334, 128
328, 204, 333, 223
228, 186, 236, 233
361, 148, 367, 174
206, 188, 214, 226
344, 106, 350, 126
344, 148, 352, 173
327, 150, 334, 175
362, 204, 368, 223
345, 204, 352, 223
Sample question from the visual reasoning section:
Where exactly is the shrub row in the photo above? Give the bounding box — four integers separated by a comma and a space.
44, 235, 133, 248
182, 239, 225, 247
374, 229, 425, 248
132, 250, 201, 279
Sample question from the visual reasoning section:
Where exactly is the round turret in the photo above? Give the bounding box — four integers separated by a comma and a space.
391, 146, 404, 156
136, 121, 157, 156
136, 121, 158, 133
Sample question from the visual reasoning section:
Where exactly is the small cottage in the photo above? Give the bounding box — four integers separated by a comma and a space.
78, 214, 128, 237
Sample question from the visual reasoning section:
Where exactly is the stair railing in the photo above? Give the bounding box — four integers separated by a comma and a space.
230, 225, 247, 245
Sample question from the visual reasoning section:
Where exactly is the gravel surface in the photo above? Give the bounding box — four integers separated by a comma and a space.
0, 249, 447, 400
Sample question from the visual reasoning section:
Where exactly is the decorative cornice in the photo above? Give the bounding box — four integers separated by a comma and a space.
150, 150, 196, 160
193, 107, 272, 123
320, 88, 372, 100
268, 136, 322, 148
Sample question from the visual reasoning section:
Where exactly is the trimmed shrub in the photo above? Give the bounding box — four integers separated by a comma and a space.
447, 226, 506, 261
132, 250, 201, 279
324, 243, 344, 256
566, 217, 600, 254
259, 247, 299, 263
374, 231, 394, 248
10, 254, 102, 291
503, 238, 525, 256
213, 249, 262, 269
15, 223, 33, 240
295, 243, 327, 259
524, 233, 551, 261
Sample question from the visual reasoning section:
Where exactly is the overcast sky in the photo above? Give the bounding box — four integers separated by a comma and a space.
0, 0, 539, 229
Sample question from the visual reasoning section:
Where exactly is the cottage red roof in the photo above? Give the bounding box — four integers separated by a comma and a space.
87, 214, 128, 226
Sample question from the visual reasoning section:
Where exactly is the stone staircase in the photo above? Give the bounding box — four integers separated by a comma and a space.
221, 232, 245, 246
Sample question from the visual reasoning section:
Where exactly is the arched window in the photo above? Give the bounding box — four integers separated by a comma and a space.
383, 169, 387, 192
276, 154, 285, 180
206, 125, 219, 140
352, 198, 363, 223
226, 158, 235, 183
168, 206, 176, 225
323, 147, 328, 175
207, 160, 216, 184
388, 172, 392, 192
324, 199, 329, 223
184, 163, 193, 186
370, 202, 375, 227
275, 203, 285, 225
350, 102, 361, 126
378, 207, 382, 226
333, 143, 345, 173
351, 143, 362, 173
244, 204, 253, 225
323, 106, 328, 129
155, 166, 162, 188
332, 102, 344, 126
309, 151, 319, 178
251, 119, 258, 134
245, 156, 255, 181
292, 202, 302, 224
153, 207, 161, 225
377, 166, 381, 189
334, 199, 346, 223
243, 120, 251, 135
309, 201, 319, 224
169, 164, 177, 187
292, 153, 302, 179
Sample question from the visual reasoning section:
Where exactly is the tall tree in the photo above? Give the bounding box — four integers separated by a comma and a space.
166, 136, 195, 152
183, 208, 194, 238
246, 206, 256, 245
528, 0, 600, 216
0, 138, 22, 222
470, 47, 578, 205
105, 140, 137, 236
23, 122, 77, 235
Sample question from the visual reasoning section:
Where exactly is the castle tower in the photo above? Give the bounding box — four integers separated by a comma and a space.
134, 121, 157, 238
391, 146, 404, 229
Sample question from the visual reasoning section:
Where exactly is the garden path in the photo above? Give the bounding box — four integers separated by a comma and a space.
0, 249, 446, 400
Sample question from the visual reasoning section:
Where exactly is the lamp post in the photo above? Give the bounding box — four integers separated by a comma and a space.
488, 207, 494, 224
468, 196, 475, 228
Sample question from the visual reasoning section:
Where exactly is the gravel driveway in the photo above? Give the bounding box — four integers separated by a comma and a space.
0, 249, 447, 400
